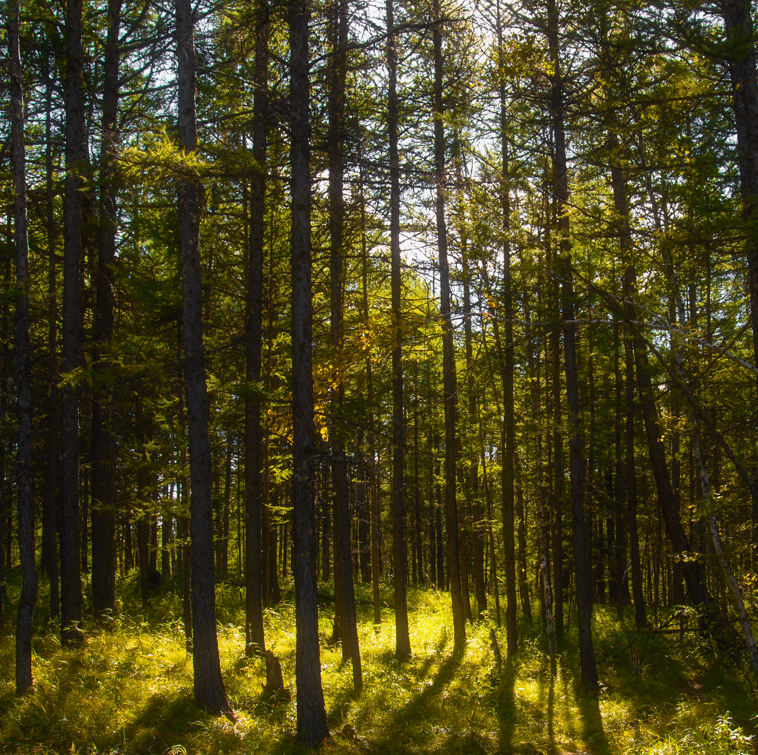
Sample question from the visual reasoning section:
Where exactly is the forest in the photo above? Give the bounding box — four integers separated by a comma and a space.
2, 0, 758, 750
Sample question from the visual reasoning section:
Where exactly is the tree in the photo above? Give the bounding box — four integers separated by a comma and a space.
176, 0, 232, 715
289, 0, 330, 741
9, 0, 38, 694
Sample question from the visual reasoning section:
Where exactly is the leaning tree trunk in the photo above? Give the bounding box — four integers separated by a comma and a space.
245, 0, 269, 657
176, 0, 231, 716
433, 0, 465, 652
330, 0, 362, 686
61, 0, 85, 646
386, 0, 411, 660
91, 0, 122, 619
289, 0, 330, 742
10, 0, 39, 693
547, 0, 597, 688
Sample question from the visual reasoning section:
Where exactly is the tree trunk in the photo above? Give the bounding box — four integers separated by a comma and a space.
526, 296, 555, 660
61, 0, 85, 646
330, 0, 362, 685
386, 0, 411, 660
10, 0, 38, 692
91, 0, 122, 619
42, 67, 59, 622
433, 0, 465, 652
176, 0, 231, 715
289, 0, 330, 740
244, 0, 269, 658
609, 136, 648, 629
547, 0, 597, 687
721, 0, 758, 387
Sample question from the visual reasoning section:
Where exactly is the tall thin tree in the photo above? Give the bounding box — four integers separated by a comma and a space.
386, 0, 411, 660
176, 0, 232, 715
289, 0, 330, 740
10, 0, 38, 693
245, 0, 269, 657
61, 0, 85, 645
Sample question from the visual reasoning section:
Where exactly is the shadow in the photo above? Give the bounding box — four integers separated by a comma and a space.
495, 658, 517, 754
572, 676, 611, 755
368, 650, 461, 753
120, 689, 196, 754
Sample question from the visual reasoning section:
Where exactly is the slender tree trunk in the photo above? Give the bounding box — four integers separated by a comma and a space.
329, 0, 362, 685
244, 0, 269, 658
527, 297, 555, 660
610, 138, 648, 629
386, 0, 411, 660
516, 459, 532, 623
433, 0, 465, 651
42, 68, 59, 622
176, 0, 231, 715
289, 0, 329, 740
547, 0, 597, 686
91, 0, 122, 619
495, 3, 518, 654
0, 222, 7, 630
463, 259, 485, 619
61, 0, 85, 646
10, 0, 38, 692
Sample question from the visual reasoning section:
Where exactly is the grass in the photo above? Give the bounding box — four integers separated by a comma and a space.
0, 571, 756, 754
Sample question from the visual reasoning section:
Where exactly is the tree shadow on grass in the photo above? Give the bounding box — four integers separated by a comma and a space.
572, 676, 611, 755
495, 658, 517, 754
366, 644, 464, 754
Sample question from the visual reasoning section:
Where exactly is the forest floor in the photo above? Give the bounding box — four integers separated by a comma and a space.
0, 574, 756, 755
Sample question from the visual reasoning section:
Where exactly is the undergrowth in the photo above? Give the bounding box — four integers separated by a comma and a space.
0, 572, 755, 754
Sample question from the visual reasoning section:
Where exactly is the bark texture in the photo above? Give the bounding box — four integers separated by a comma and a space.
289, 0, 330, 741
176, 0, 231, 715
10, 0, 39, 693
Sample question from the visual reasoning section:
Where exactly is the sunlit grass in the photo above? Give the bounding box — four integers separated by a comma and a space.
0, 573, 755, 754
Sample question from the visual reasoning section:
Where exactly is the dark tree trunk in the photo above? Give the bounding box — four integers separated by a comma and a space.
42, 69, 59, 622
91, 0, 122, 619
136, 396, 151, 609
386, 0, 411, 660
176, 0, 231, 715
499, 118, 517, 657
527, 297, 555, 659
61, 0, 85, 646
222, 436, 231, 580
244, 0, 269, 658
547, 0, 597, 687
10, 0, 38, 692
289, 0, 329, 741
721, 0, 758, 386
0, 224, 7, 630
463, 253, 486, 620
330, 0, 362, 685
433, 0, 465, 652
610, 138, 648, 629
